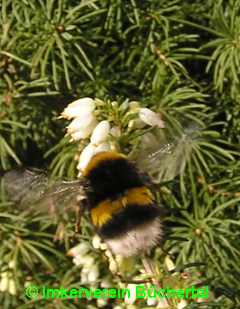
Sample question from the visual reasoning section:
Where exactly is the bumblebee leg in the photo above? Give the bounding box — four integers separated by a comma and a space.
75, 206, 81, 233
74, 198, 89, 233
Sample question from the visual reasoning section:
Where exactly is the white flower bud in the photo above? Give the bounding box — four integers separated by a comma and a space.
72, 256, 82, 266
68, 97, 94, 109
120, 101, 129, 111
61, 98, 95, 119
90, 121, 110, 146
110, 126, 121, 137
129, 101, 140, 112
67, 242, 90, 257
109, 260, 118, 274
67, 112, 97, 133
67, 115, 93, 133
177, 300, 188, 309
81, 266, 90, 274
139, 108, 165, 128
99, 243, 108, 250
97, 298, 107, 307
69, 117, 98, 141
73, 255, 94, 267
0, 272, 9, 292
8, 260, 15, 269
111, 101, 118, 108
105, 250, 113, 258
77, 144, 97, 171
87, 265, 99, 282
80, 272, 88, 284
164, 256, 175, 271
8, 279, 16, 295
92, 235, 102, 249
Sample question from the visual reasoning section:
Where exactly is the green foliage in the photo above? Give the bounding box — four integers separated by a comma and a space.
0, 0, 240, 308
203, 0, 240, 101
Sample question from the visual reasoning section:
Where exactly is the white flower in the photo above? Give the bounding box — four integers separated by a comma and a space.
0, 272, 9, 292
73, 255, 94, 267
110, 126, 121, 137
164, 256, 175, 271
90, 120, 110, 146
8, 279, 16, 295
67, 242, 90, 257
80, 272, 88, 284
92, 235, 102, 249
109, 260, 118, 274
177, 300, 188, 309
104, 250, 113, 258
99, 243, 108, 251
124, 284, 137, 305
129, 101, 140, 113
67, 114, 98, 140
139, 108, 165, 128
8, 260, 15, 269
97, 298, 108, 307
77, 144, 97, 172
87, 265, 99, 282
61, 97, 95, 119
67, 115, 93, 133
72, 256, 82, 266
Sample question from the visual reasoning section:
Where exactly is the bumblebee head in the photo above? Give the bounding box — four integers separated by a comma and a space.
83, 151, 144, 204
83, 151, 126, 177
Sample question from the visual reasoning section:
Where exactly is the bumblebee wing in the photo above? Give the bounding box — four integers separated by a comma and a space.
2, 168, 86, 215
131, 126, 191, 183
39, 179, 86, 215
2, 168, 48, 206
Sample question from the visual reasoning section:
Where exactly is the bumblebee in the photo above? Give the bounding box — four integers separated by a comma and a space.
3, 129, 188, 257
83, 151, 162, 257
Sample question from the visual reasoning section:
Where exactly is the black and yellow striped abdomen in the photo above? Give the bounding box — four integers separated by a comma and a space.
83, 151, 161, 239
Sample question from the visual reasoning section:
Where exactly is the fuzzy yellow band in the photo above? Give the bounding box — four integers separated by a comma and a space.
91, 186, 154, 227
